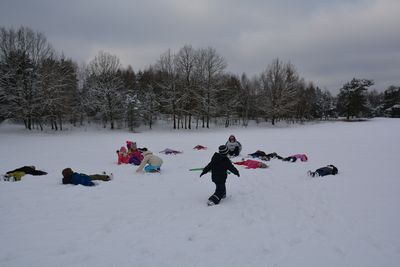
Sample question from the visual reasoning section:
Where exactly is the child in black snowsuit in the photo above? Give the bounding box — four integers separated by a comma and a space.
200, 145, 240, 205
3, 166, 47, 181
308, 165, 338, 177
248, 151, 283, 161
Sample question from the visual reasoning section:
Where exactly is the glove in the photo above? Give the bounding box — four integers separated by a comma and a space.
237, 173, 240, 177
200, 172, 204, 177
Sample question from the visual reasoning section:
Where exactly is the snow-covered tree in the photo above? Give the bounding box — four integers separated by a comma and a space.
40, 57, 77, 130
0, 26, 54, 129
136, 68, 161, 129
85, 51, 124, 129
119, 65, 140, 131
336, 78, 374, 119
383, 85, 400, 117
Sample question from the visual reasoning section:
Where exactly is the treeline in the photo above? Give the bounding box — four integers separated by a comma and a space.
0, 26, 399, 131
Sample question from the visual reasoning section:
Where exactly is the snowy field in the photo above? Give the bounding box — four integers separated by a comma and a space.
0, 118, 399, 267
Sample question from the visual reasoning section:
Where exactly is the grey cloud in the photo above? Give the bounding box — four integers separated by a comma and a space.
1, 0, 399, 92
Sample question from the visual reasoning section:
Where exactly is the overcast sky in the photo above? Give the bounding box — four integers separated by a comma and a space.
1, 0, 399, 93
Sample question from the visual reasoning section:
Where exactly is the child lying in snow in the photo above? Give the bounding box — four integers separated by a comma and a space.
308, 165, 338, 177
248, 151, 283, 161
62, 168, 112, 186
2, 166, 47, 181
193, 145, 207, 150
234, 159, 268, 169
159, 148, 183, 155
282, 154, 308, 162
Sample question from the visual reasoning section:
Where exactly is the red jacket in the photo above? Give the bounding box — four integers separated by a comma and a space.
234, 159, 263, 169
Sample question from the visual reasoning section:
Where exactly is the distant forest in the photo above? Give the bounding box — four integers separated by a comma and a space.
1, 26, 399, 131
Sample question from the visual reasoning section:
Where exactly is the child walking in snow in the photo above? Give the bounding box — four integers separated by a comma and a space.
200, 145, 240, 206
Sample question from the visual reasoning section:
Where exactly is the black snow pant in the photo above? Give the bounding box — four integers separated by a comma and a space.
283, 156, 297, 162
228, 147, 240, 157
209, 181, 226, 204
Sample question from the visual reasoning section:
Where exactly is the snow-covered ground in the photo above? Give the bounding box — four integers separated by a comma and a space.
0, 118, 399, 267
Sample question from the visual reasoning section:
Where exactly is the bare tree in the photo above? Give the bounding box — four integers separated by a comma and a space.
196, 47, 227, 128
260, 59, 300, 125
174, 45, 198, 129
155, 49, 179, 129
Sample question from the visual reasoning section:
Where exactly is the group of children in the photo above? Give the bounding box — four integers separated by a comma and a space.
62, 139, 164, 186
2, 134, 338, 206
200, 134, 339, 206
116, 140, 163, 173
2, 139, 163, 186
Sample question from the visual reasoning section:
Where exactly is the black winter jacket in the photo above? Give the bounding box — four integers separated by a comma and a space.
6, 166, 47, 175
201, 153, 239, 183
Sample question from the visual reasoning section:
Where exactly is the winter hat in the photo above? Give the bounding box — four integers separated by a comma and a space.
126, 141, 137, 149
218, 145, 229, 155
126, 141, 132, 149
62, 168, 73, 178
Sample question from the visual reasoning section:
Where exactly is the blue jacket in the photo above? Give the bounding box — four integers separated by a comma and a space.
71, 172, 95, 186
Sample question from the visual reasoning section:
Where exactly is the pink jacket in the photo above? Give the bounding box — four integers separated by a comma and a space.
234, 160, 263, 169
117, 147, 130, 164
291, 154, 308, 162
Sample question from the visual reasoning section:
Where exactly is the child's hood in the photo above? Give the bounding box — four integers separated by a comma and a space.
212, 152, 228, 163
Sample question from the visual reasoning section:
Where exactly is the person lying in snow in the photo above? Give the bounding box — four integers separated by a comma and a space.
234, 159, 268, 169
308, 165, 338, 177
248, 151, 283, 161
159, 148, 183, 155
200, 145, 240, 206
225, 135, 242, 157
282, 154, 308, 162
61, 168, 112, 186
2, 166, 47, 181
193, 145, 207, 150
136, 150, 163, 173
